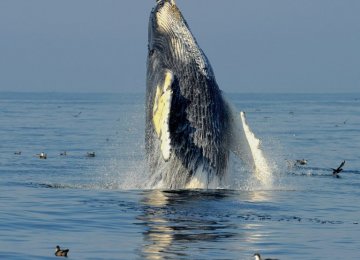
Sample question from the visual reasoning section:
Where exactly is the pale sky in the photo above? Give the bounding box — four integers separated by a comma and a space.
0, 0, 359, 93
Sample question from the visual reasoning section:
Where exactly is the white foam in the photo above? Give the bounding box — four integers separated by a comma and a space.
185, 165, 221, 189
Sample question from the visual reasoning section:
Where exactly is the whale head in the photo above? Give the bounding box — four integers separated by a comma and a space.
148, 0, 213, 77
149, 0, 182, 49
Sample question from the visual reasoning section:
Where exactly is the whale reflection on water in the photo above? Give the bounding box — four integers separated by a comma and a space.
138, 190, 268, 259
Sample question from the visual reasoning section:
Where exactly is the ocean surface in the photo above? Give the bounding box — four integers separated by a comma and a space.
0, 92, 359, 259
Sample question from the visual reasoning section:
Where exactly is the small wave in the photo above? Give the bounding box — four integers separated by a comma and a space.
27, 182, 97, 190
236, 213, 344, 225
288, 165, 360, 177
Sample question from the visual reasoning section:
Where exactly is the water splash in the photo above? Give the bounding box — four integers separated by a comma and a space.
97, 157, 147, 190
145, 111, 277, 191
65, 101, 281, 191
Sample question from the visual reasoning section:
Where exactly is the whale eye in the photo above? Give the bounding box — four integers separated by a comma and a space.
156, 0, 164, 7
149, 49, 155, 57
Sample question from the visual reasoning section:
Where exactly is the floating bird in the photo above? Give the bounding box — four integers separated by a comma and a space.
36, 152, 47, 159
14, 151, 22, 155
335, 119, 349, 127
60, 151, 67, 156
73, 111, 82, 118
286, 159, 308, 168
332, 160, 345, 178
253, 253, 279, 260
86, 152, 96, 158
295, 159, 308, 166
55, 245, 69, 257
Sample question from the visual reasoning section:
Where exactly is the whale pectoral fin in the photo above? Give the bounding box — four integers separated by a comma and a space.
225, 97, 272, 185
227, 108, 256, 170
152, 70, 174, 161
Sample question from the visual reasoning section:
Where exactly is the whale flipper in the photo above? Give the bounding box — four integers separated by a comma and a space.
225, 100, 272, 185
152, 70, 174, 161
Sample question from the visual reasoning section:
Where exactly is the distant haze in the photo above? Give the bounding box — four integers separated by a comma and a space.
0, 0, 359, 93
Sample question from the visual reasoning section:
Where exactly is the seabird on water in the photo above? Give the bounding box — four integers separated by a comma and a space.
86, 152, 96, 158
295, 159, 308, 166
73, 111, 82, 118
36, 152, 47, 159
55, 245, 69, 257
332, 160, 345, 178
286, 159, 308, 168
253, 253, 279, 260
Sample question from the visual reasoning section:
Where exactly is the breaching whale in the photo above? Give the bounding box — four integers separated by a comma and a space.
145, 0, 271, 189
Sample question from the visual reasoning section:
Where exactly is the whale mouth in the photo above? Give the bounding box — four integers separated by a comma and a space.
156, 0, 176, 5
148, 0, 185, 49
148, 0, 212, 78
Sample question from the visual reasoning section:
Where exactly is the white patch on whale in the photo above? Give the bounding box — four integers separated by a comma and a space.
152, 70, 174, 161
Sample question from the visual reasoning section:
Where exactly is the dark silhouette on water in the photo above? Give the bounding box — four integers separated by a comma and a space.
286, 159, 308, 169
332, 160, 345, 178
253, 252, 279, 260
36, 152, 47, 159
86, 152, 96, 158
73, 111, 82, 118
335, 119, 348, 127
14, 151, 22, 155
295, 159, 308, 166
55, 245, 69, 257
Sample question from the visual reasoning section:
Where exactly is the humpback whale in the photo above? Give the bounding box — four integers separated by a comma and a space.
146, 0, 271, 189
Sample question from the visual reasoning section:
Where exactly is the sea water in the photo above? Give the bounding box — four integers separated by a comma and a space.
0, 92, 359, 259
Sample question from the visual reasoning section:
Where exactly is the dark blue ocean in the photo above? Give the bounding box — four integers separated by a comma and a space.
0, 92, 359, 259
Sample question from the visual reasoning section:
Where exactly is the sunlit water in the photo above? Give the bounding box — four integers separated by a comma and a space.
0, 92, 359, 259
